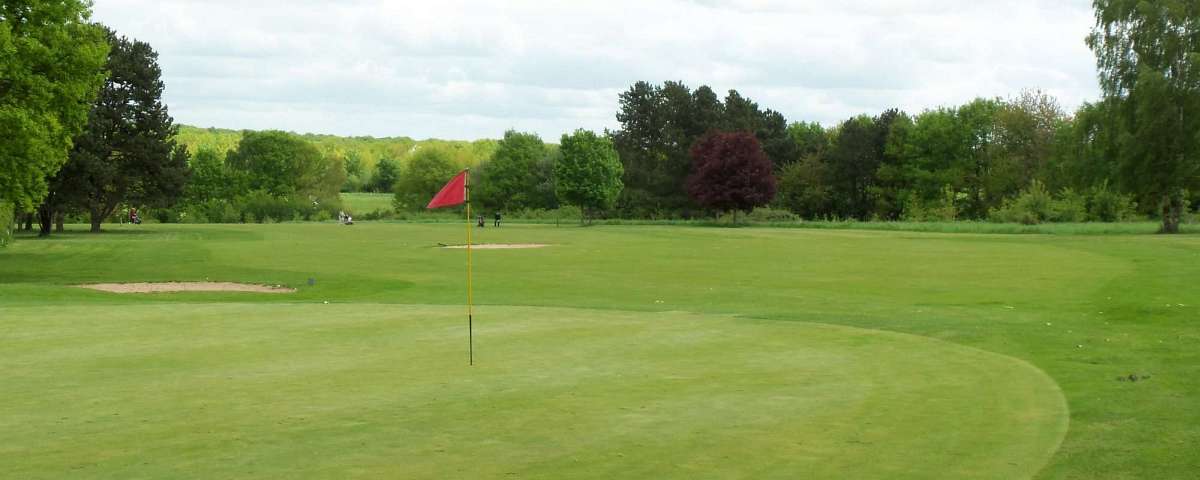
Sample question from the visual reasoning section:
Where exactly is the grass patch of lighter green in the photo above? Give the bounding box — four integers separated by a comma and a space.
339, 192, 393, 215
1, 303, 1066, 479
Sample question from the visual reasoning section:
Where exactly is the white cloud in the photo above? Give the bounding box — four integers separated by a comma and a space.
92, 0, 1101, 140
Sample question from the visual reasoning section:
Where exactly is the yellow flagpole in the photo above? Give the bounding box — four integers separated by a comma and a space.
465, 169, 474, 366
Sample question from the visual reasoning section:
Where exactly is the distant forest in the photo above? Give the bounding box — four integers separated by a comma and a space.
173, 80, 1196, 227
175, 126, 500, 193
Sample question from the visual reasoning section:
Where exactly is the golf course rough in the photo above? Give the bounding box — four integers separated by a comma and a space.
3, 304, 1065, 479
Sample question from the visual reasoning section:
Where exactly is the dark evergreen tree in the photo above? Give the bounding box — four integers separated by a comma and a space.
41, 28, 188, 233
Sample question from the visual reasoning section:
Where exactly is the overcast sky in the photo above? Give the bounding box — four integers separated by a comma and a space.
92, 0, 1101, 141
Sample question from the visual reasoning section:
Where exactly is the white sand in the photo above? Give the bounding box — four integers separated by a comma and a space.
440, 244, 549, 249
79, 282, 296, 294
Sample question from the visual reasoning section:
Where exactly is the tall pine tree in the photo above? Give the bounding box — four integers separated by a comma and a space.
42, 28, 189, 234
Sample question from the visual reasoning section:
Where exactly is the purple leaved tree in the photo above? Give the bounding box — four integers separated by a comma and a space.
687, 131, 777, 222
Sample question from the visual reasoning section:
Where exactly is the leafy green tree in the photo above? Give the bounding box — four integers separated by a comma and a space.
557, 129, 623, 223
775, 155, 830, 218
893, 108, 969, 209
993, 90, 1067, 195
886, 100, 1004, 220
42, 28, 188, 233
370, 157, 401, 193
393, 147, 460, 211
955, 98, 1002, 218
227, 130, 338, 200
1088, 0, 1200, 233
788, 121, 830, 159
343, 152, 366, 192
532, 147, 560, 210
474, 130, 550, 211
184, 148, 231, 201
0, 0, 108, 212
176, 147, 236, 222
1051, 101, 1122, 192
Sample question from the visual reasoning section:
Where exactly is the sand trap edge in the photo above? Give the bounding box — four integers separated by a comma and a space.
440, 244, 549, 250
78, 282, 296, 294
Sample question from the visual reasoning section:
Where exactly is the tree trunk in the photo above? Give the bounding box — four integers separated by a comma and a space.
55, 213, 65, 233
22, 213, 33, 231
1160, 194, 1183, 234
37, 205, 53, 237
90, 207, 104, 233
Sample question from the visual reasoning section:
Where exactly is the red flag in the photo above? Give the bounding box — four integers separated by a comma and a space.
426, 170, 468, 209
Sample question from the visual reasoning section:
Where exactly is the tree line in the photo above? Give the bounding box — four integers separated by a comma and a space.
177, 126, 500, 194
463, 1, 1199, 233
4, 0, 1197, 237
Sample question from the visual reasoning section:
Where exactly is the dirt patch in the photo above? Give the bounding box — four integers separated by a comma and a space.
79, 282, 296, 294
440, 243, 549, 249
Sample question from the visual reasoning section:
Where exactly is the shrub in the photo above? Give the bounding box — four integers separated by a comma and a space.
1087, 182, 1138, 222
902, 187, 960, 222
991, 181, 1141, 224
990, 181, 1054, 224
181, 199, 233, 224
746, 207, 800, 222
357, 209, 391, 221
151, 208, 181, 224
231, 190, 340, 223
1051, 188, 1088, 222
507, 206, 583, 222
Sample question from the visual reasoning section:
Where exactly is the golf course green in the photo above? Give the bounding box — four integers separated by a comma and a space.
2, 223, 1197, 478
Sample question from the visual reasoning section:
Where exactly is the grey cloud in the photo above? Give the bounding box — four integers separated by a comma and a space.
94, 0, 1102, 140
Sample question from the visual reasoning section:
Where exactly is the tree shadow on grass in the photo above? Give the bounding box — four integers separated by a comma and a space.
13, 229, 159, 240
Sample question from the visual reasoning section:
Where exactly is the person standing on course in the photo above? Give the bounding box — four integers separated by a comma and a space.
494, 212, 501, 228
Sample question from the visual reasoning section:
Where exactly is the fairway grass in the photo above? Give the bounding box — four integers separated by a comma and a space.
2, 223, 1198, 478
3, 304, 1066, 479
339, 193, 393, 215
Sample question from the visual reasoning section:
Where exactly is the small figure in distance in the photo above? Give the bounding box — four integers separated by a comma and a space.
494, 211, 501, 227
477, 215, 485, 228
129, 208, 142, 225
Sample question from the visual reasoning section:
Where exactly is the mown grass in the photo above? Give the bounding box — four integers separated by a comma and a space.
2, 304, 1065, 479
3, 223, 1198, 478
338, 192, 394, 215
369, 215, 1186, 235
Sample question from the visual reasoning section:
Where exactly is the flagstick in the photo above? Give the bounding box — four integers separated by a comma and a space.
465, 169, 474, 366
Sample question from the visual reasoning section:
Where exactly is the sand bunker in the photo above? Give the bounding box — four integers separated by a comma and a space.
441, 243, 549, 249
79, 282, 296, 294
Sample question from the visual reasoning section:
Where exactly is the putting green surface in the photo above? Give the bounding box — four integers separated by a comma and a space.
3, 304, 1065, 479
